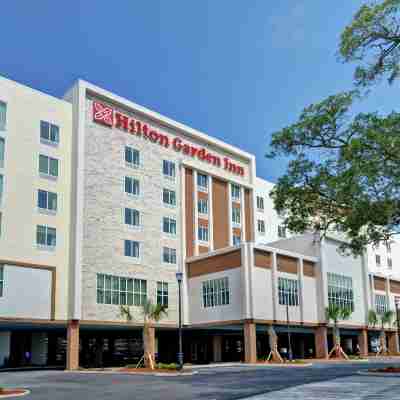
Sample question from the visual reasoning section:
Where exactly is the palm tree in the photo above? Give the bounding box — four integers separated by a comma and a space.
121, 299, 168, 369
325, 304, 353, 359
378, 310, 394, 355
368, 309, 378, 328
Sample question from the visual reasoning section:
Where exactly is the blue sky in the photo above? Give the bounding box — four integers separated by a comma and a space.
1, 1, 397, 182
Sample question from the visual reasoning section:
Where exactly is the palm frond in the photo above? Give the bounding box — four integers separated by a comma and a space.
368, 309, 378, 327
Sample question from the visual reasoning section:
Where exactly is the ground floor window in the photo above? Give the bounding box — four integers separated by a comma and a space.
202, 277, 230, 308
96, 273, 147, 306
278, 277, 299, 306
157, 281, 168, 307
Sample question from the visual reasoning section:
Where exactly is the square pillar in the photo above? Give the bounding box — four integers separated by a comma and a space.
387, 331, 399, 354
315, 326, 328, 359
213, 335, 222, 363
66, 320, 80, 370
358, 329, 368, 357
244, 321, 257, 363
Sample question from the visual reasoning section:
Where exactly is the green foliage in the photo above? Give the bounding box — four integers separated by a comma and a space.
268, 90, 400, 255
156, 362, 178, 370
368, 309, 378, 327
325, 304, 353, 324
340, 0, 400, 86
380, 309, 395, 327
120, 300, 168, 324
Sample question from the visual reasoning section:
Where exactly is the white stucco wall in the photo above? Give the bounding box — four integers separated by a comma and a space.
302, 276, 318, 323
0, 265, 52, 319
251, 267, 274, 320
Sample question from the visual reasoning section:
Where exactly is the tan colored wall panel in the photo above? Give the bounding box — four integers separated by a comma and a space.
303, 261, 315, 277
244, 189, 254, 242
212, 178, 229, 249
198, 191, 208, 201
198, 246, 209, 254
254, 250, 272, 269
374, 277, 386, 291
232, 227, 241, 238
277, 255, 298, 275
185, 169, 195, 257
390, 280, 400, 294
187, 249, 242, 278
198, 218, 209, 228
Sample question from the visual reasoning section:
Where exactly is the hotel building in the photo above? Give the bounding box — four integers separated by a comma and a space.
0, 75, 399, 369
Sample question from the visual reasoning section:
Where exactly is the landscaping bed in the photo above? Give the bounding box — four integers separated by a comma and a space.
369, 366, 400, 373
0, 388, 29, 398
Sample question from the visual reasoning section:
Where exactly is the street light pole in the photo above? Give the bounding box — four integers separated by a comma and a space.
286, 297, 293, 361
176, 272, 183, 370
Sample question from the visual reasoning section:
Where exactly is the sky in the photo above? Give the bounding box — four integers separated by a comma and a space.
0, 1, 398, 182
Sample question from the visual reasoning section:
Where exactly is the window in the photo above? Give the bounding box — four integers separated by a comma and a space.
233, 231, 241, 246
375, 294, 388, 314
125, 176, 140, 196
40, 121, 59, 144
231, 184, 240, 201
232, 207, 241, 225
0, 266, 3, 297
0, 102, 6, 131
198, 199, 208, 215
163, 160, 175, 178
163, 188, 176, 206
0, 137, 4, 168
163, 217, 177, 235
386, 242, 392, 253
376, 254, 381, 267
96, 273, 147, 306
278, 277, 299, 306
388, 257, 393, 269
39, 154, 58, 177
38, 190, 57, 212
278, 225, 287, 238
163, 247, 177, 264
124, 240, 140, 258
256, 196, 264, 211
125, 208, 140, 227
36, 225, 56, 248
327, 273, 354, 311
197, 173, 208, 191
157, 281, 168, 307
125, 146, 140, 168
257, 220, 265, 234
198, 225, 209, 242
202, 277, 230, 308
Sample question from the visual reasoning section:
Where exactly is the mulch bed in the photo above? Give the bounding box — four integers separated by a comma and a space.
370, 367, 400, 373
120, 368, 179, 374
0, 389, 27, 396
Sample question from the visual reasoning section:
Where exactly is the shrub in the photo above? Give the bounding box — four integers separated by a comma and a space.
156, 363, 178, 370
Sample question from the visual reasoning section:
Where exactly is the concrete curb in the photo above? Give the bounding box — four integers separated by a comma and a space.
358, 370, 400, 377
69, 369, 197, 377
187, 362, 313, 369
0, 390, 30, 398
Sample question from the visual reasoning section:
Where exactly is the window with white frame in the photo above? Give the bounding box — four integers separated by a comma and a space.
163, 217, 176, 235
198, 225, 209, 242
278, 277, 299, 306
163, 247, 177, 264
36, 225, 56, 248
163, 188, 176, 206
278, 225, 287, 238
376, 254, 381, 267
96, 273, 147, 306
375, 294, 388, 314
125, 146, 140, 168
231, 184, 240, 201
233, 231, 241, 246
124, 240, 140, 258
198, 198, 208, 215
163, 160, 175, 179
125, 208, 140, 227
0, 265, 3, 297
40, 121, 59, 144
157, 281, 168, 307
327, 273, 354, 311
257, 220, 265, 234
202, 277, 230, 308
388, 257, 393, 269
256, 196, 264, 211
197, 173, 208, 191
232, 207, 241, 225
125, 176, 140, 196
0, 137, 4, 168
38, 189, 57, 212
0, 102, 6, 131
39, 154, 58, 177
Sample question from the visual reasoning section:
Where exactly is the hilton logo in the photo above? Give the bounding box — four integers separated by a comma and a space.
93, 102, 114, 127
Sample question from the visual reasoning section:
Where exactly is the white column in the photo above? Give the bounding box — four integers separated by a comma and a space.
316, 238, 328, 322
298, 258, 305, 323
193, 170, 199, 256
271, 251, 278, 321
240, 186, 246, 243
370, 274, 376, 312
241, 243, 253, 319
361, 250, 372, 324
208, 175, 214, 251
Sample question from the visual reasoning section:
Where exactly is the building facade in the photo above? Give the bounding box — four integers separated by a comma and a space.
0, 75, 399, 368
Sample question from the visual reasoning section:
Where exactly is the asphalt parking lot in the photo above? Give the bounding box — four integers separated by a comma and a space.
1, 360, 400, 400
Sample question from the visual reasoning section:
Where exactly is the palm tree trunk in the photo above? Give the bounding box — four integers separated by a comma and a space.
334, 325, 341, 358
143, 323, 152, 368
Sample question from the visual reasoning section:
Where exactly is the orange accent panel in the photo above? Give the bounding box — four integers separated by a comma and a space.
254, 249, 272, 269
374, 277, 386, 291
212, 178, 229, 249
303, 261, 316, 277
232, 227, 241, 237
198, 191, 209, 200
277, 255, 298, 275
185, 169, 195, 257
199, 246, 209, 254
390, 280, 400, 294
244, 189, 254, 242
198, 218, 209, 228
